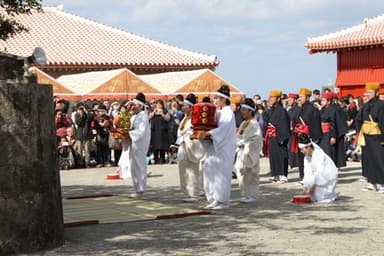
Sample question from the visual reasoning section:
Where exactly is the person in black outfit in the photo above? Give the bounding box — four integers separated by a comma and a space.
293, 87, 322, 181
263, 90, 290, 183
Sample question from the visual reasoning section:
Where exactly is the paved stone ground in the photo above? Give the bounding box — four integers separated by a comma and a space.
22, 158, 384, 256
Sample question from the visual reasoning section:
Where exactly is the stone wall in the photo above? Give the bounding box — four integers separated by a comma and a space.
0, 81, 64, 254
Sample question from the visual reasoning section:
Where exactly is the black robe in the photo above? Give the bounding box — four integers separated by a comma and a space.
332, 104, 347, 168
355, 98, 384, 184
319, 104, 346, 168
294, 102, 322, 178
150, 112, 170, 151
287, 106, 301, 168
264, 103, 290, 177
319, 105, 337, 160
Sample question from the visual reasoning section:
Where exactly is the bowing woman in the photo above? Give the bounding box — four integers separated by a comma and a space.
299, 134, 338, 203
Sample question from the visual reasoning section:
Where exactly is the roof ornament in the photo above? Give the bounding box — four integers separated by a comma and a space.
364, 18, 368, 28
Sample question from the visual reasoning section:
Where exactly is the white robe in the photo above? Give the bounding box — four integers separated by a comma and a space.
177, 117, 204, 198
303, 143, 338, 203
202, 105, 236, 205
235, 119, 263, 199
119, 110, 150, 193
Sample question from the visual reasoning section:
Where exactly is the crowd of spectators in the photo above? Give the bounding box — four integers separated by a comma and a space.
54, 96, 186, 170
54, 89, 384, 170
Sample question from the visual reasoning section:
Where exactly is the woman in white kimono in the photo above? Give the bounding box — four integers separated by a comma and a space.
119, 93, 151, 198
235, 98, 263, 203
197, 85, 236, 210
298, 134, 338, 203
177, 93, 205, 202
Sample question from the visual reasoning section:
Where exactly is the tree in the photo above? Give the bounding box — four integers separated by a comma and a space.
0, 0, 42, 41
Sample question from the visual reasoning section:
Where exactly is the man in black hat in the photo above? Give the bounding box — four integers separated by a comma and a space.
119, 92, 151, 198
198, 85, 236, 210
177, 93, 204, 202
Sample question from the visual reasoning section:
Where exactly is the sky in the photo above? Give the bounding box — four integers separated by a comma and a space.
43, 0, 383, 98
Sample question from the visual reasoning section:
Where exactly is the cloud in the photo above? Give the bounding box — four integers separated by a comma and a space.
116, 0, 336, 23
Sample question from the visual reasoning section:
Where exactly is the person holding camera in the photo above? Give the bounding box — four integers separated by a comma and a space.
73, 104, 94, 168
55, 109, 72, 143
92, 105, 112, 168
148, 99, 171, 164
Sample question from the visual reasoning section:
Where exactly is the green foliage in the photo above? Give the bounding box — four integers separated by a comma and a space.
0, 0, 42, 41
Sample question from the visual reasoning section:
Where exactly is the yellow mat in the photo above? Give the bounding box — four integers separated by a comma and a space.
63, 195, 205, 225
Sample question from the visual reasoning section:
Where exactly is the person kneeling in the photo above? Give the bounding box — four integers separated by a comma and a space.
298, 134, 338, 203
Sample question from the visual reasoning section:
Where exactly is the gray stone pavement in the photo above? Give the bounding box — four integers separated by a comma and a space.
22, 158, 384, 256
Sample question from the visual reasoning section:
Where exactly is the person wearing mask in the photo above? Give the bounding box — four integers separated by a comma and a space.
110, 101, 121, 119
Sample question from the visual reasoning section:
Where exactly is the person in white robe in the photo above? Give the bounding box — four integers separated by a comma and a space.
119, 93, 151, 198
298, 134, 338, 203
177, 93, 205, 202
234, 98, 263, 203
197, 85, 236, 210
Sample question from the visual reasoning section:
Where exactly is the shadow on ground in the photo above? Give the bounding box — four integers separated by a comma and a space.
46, 164, 366, 256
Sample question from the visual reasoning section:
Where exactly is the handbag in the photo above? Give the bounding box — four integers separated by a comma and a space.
108, 134, 122, 150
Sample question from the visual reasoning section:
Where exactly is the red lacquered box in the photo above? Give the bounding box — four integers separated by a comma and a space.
292, 195, 312, 204
192, 103, 217, 131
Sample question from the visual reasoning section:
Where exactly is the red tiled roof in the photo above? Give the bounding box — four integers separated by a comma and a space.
306, 14, 384, 52
0, 7, 218, 68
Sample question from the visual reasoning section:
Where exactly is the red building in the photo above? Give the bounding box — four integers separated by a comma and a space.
306, 14, 384, 97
